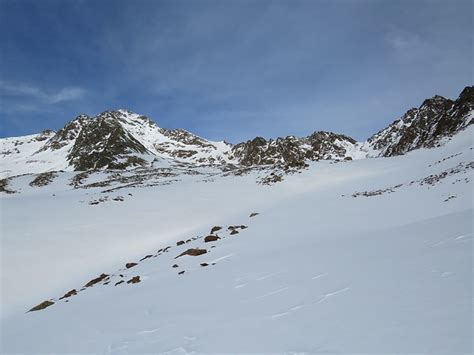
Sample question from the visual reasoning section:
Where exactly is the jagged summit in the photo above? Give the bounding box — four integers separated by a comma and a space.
364, 86, 473, 157
0, 86, 472, 178
231, 131, 360, 167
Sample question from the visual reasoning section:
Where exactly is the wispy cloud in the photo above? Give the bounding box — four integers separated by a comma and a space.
0, 81, 86, 104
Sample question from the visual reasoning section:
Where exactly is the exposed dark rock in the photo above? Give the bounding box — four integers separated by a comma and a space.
230, 230, 239, 235
127, 276, 141, 284
28, 300, 54, 312
125, 263, 138, 269
172, 264, 179, 268
70, 171, 90, 188
249, 213, 259, 218
200, 263, 209, 267
178, 270, 185, 275
210, 226, 222, 234
204, 235, 220, 243
59, 289, 77, 300
140, 255, 153, 262
259, 172, 283, 185
175, 248, 207, 259
29, 172, 58, 187
115, 280, 125, 286
36, 130, 55, 141
0, 178, 16, 194
84, 273, 109, 288
177, 240, 185, 246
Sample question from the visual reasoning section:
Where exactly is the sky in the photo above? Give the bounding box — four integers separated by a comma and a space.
0, 0, 472, 142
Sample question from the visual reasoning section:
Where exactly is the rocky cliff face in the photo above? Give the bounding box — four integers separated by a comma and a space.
365, 86, 473, 157
231, 131, 359, 167
66, 112, 149, 170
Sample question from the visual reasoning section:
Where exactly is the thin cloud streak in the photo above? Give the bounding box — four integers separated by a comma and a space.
0, 81, 86, 105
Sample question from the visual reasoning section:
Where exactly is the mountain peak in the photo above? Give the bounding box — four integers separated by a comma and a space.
420, 95, 452, 112
366, 86, 473, 157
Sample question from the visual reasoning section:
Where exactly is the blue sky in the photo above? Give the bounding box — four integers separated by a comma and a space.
0, 0, 472, 142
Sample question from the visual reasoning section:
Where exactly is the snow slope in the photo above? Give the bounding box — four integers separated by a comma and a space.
0, 126, 472, 353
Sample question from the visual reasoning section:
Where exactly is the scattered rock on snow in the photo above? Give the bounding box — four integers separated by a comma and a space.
178, 270, 185, 275
59, 289, 77, 300
204, 235, 220, 243
249, 212, 259, 218
177, 240, 185, 246
139, 254, 153, 262
28, 300, 54, 312
210, 226, 222, 234
175, 248, 207, 259
127, 276, 141, 284
115, 280, 125, 286
84, 273, 109, 288
125, 263, 138, 269
29, 172, 58, 187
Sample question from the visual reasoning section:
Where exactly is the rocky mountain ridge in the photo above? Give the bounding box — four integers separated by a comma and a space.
364, 86, 473, 156
1, 86, 472, 178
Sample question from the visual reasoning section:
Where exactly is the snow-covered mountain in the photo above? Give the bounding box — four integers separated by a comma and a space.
0, 110, 364, 179
1, 87, 472, 181
0, 86, 473, 353
364, 86, 473, 157
0, 109, 234, 177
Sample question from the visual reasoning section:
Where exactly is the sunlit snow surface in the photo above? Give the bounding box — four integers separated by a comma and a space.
1, 128, 472, 354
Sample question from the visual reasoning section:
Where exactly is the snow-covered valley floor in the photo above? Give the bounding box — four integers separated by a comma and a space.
0, 128, 472, 354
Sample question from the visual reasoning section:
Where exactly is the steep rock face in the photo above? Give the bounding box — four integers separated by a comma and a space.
231, 131, 358, 167
67, 112, 149, 170
365, 86, 473, 157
